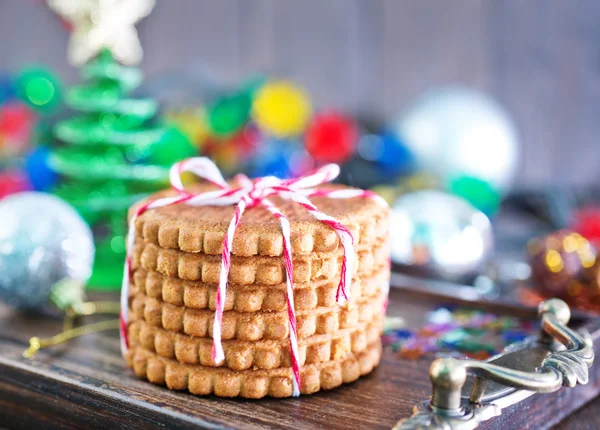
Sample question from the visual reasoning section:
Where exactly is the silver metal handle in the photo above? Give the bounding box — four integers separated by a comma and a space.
394, 299, 595, 430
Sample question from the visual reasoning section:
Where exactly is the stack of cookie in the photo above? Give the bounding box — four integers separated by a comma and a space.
124, 182, 390, 398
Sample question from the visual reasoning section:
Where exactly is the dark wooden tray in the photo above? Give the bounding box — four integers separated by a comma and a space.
1, 287, 599, 430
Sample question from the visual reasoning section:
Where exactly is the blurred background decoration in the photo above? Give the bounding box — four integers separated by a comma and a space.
0, 67, 62, 199
0, 192, 94, 311
2, 0, 600, 313
0, 0, 522, 292
390, 190, 494, 283
396, 88, 518, 215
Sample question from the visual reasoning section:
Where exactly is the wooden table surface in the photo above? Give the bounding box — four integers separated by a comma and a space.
1, 288, 600, 429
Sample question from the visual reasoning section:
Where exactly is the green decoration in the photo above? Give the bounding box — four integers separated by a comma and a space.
207, 92, 252, 136
448, 175, 501, 216
146, 127, 196, 166
16, 67, 62, 111
49, 49, 179, 290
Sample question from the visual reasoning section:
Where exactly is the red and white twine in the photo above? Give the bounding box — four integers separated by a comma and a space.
120, 157, 387, 396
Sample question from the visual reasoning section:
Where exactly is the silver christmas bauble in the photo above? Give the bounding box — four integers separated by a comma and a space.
0, 192, 94, 310
396, 87, 519, 194
390, 190, 494, 281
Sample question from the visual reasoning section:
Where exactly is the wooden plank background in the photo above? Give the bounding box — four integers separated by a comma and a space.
1, 0, 599, 188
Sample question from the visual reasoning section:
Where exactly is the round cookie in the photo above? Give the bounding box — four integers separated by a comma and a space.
130, 264, 389, 312
131, 183, 391, 257
129, 291, 387, 340
126, 340, 383, 398
131, 239, 390, 284
127, 316, 383, 370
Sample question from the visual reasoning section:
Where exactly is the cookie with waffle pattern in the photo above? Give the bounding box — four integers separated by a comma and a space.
129, 264, 389, 312
128, 290, 386, 341
131, 183, 390, 257
131, 238, 390, 284
127, 315, 383, 370
126, 340, 382, 398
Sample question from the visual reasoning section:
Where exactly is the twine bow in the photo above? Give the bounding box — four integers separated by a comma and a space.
120, 157, 387, 396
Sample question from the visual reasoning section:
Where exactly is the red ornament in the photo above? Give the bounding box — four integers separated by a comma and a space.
305, 112, 357, 163
572, 207, 600, 246
0, 103, 35, 136
0, 171, 31, 199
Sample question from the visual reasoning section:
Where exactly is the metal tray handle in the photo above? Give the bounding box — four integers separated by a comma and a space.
394, 299, 595, 430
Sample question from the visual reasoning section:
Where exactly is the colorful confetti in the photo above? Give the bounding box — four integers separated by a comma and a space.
383, 307, 539, 360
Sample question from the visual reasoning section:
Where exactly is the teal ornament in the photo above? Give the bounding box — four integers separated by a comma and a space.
390, 190, 494, 282
447, 175, 501, 217
395, 87, 519, 194
0, 192, 94, 310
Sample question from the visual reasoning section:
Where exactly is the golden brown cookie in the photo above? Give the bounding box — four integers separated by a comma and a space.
126, 340, 382, 398
129, 291, 386, 340
130, 264, 389, 312
127, 316, 383, 370
131, 239, 390, 284
132, 183, 390, 257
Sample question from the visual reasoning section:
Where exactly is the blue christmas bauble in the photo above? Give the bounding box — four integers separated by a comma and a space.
25, 146, 58, 191
0, 192, 94, 310
251, 139, 310, 179
395, 87, 519, 194
357, 132, 413, 176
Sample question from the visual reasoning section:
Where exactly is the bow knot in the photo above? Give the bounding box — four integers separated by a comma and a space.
232, 174, 283, 208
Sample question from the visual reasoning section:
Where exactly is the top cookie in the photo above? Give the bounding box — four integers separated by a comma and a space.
131, 183, 390, 257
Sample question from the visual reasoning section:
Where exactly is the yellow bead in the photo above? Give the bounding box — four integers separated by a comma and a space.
581, 252, 596, 269
545, 250, 564, 273
563, 235, 578, 253
252, 80, 312, 138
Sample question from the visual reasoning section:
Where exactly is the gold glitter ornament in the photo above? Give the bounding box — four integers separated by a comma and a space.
529, 230, 596, 297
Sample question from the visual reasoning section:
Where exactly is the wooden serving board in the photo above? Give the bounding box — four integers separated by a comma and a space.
1, 287, 599, 430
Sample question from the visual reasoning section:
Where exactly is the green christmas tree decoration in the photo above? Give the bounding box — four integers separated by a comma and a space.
49, 49, 188, 289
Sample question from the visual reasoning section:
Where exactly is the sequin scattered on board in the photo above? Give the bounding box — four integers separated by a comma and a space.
383, 307, 539, 360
